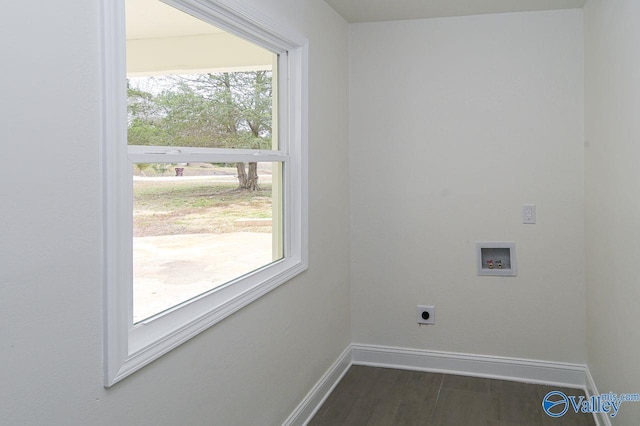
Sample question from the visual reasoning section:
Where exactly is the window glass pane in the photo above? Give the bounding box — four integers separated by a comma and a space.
127, 71, 275, 149
126, 0, 278, 150
126, 0, 285, 323
133, 161, 284, 322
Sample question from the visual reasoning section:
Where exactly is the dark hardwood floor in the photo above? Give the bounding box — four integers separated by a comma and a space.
308, 366, 596, 426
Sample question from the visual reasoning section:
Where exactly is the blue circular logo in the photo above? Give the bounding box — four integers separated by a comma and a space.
543, 391, 569, 417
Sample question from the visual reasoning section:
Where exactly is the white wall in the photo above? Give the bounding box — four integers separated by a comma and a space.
584, 1, 640, 424
12, 0, 640, 422
0, 0, 349, 424
350, 10, 586, 362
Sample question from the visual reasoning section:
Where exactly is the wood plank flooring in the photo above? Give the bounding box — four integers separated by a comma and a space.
308, 366, 596, 426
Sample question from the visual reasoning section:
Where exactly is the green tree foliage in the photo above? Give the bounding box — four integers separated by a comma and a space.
128, 71, 272, 190
127, 71, 272, 149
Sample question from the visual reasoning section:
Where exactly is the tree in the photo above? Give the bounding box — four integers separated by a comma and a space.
181, 71, 272, 190
127, 71, 273, 190
127, 82, 172, 146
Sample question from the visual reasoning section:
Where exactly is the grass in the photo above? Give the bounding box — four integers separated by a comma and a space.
133, 179, 273, 237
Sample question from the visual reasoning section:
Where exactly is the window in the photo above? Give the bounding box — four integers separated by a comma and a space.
102, 0, 308, 386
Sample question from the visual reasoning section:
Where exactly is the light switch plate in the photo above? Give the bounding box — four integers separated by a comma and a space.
523, 205, 536, 224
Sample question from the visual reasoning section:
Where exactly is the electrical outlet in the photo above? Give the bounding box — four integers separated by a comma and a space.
417, 305, 435, 325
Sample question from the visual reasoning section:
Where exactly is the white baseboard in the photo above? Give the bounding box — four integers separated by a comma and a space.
284, 343, 602, 426
585, 367, 612, 426
351, 343, 589, 389
282, 345, 352, 426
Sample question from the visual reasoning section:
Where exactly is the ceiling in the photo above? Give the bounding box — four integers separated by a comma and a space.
127, 0, 588, 36
324, 0, 587, 23
125, 0, 273, 76
126, 0, 224, 39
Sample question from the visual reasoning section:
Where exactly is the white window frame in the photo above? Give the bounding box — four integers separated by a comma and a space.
101, 0, 308, 386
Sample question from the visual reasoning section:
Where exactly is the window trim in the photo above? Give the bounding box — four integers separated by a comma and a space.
101, 0, 308, 387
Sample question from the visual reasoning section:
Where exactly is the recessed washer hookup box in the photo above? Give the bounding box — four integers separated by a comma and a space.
476, 242, 517, 276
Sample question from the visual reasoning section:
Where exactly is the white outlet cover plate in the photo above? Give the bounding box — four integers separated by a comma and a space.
417, 305, 435, 325
523, 204, 536, 224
